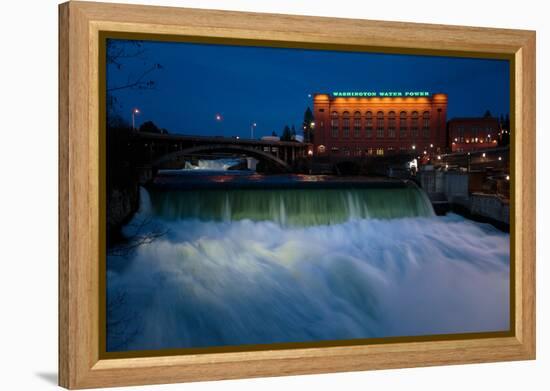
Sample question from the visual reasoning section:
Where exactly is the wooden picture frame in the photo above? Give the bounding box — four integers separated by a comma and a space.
59, 1, 536, 388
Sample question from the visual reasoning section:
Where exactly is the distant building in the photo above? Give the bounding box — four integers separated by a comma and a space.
448, 116, 499, 152
312, 91, 448, 157
261, 135, 280, 142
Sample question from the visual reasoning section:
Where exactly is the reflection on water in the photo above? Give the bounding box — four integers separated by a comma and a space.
106, 176, 510, 352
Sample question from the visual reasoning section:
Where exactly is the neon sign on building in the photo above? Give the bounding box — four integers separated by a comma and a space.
331, 91, 431, 97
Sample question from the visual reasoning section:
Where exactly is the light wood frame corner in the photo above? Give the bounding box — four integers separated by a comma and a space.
59, 1, 536, 389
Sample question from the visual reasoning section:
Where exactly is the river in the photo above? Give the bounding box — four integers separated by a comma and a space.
106, 160, 510, 352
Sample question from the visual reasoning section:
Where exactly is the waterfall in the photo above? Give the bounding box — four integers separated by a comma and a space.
146, 185, 434, 226
107, 183, 509, 352
137, 186, 153, 216
182, 158, 243, 171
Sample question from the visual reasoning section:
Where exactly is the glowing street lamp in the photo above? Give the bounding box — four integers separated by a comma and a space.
412, 145, 416, 150
215, 114, 224, 137
250, 122, 257, 139
132, 108, 140, 131
310, 121, 315, 128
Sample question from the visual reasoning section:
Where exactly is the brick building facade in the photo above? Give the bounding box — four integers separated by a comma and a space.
311, 92, 448, 157
448, 116, 500, 152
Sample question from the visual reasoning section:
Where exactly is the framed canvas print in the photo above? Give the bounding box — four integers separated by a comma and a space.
58, 1, 536, 389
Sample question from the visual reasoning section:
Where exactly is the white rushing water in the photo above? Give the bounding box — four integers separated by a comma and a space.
106, 187, 509, 351
183, 158, 243, 171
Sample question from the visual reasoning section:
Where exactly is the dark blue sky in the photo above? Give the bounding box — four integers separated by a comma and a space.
107, 39, 509, 139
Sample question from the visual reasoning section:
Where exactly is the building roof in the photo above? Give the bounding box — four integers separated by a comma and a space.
449, 117, 498, 122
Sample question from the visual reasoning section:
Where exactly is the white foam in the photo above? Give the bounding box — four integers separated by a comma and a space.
107, 209, 510, 351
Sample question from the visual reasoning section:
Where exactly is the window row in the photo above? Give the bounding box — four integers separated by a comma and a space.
330, 111, 431, 118
330, 111, 430, 138
329, 125, 431, 139
452, 126, 495, 143
318, 145, 409, 156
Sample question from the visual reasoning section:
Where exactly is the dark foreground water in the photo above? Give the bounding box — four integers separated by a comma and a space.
106, 172, 510, 352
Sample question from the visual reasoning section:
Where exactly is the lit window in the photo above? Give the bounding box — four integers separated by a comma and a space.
388, 111, 396, 138
399, 111, 407, 138
376, 147, 384, 156
376, 111, 384, 138
422, 111, 430, 138
365, 111, 373, 137
411, 111, 419, 138
457, 126, 465, 142
342, 111, 350, 137
331, 111, 339, 138
353, 111, 361, 137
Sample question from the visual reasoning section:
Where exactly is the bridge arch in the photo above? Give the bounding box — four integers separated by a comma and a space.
151, 144, 292, 171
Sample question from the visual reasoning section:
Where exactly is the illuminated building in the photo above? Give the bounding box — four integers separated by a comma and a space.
311, 91, 448, 157
448, 116, 499, 152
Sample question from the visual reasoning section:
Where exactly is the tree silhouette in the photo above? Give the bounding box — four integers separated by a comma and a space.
281, 125, 292, 141
302, 107, 315, 142
106, 40, 163, 125
139, 120, 168, 134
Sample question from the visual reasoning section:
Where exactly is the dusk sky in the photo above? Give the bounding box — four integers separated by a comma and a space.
107, 39, 510, 139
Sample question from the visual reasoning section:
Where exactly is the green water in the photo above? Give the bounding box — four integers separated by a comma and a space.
147, 186, 435, 226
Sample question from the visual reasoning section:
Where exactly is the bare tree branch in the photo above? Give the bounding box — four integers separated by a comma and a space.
107, 63, 162, 92
106, 290, 142, 351
108, 216, 169, 257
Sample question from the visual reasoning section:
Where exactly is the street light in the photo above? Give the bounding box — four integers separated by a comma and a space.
214, 114, 224, 137
412, 145, 416, 150
132, 108, 140, 131
250, 122, 257, 139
